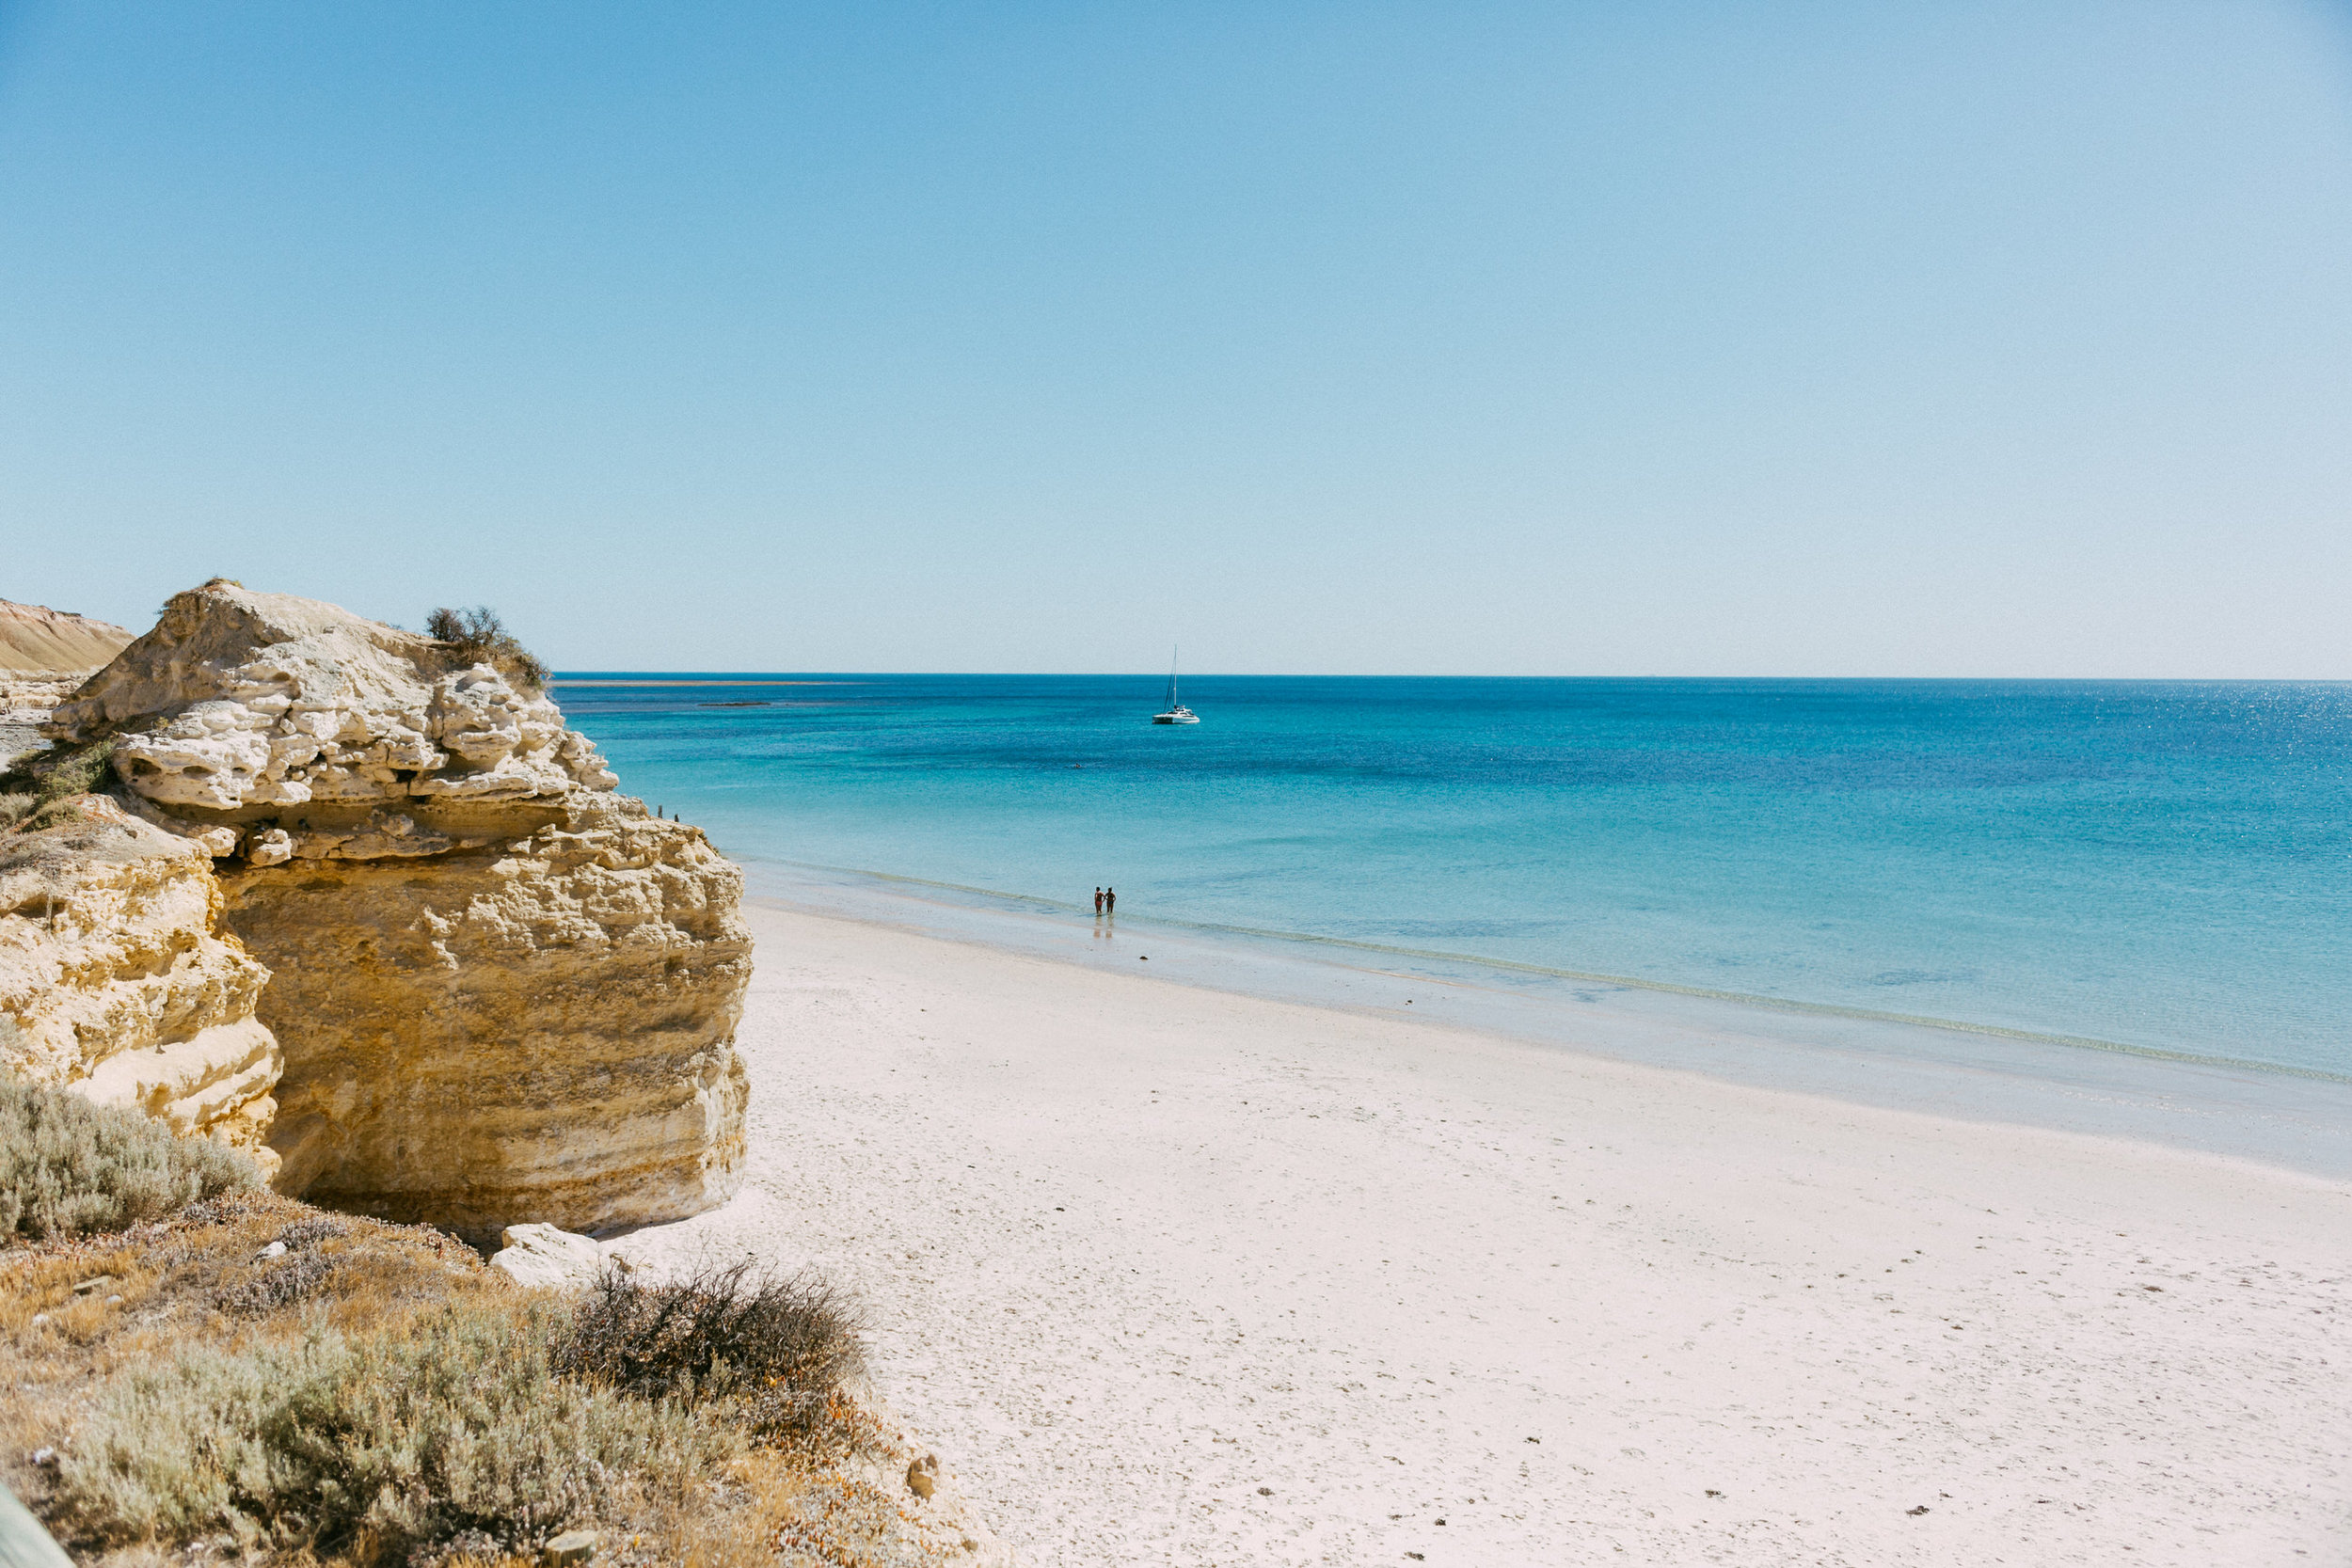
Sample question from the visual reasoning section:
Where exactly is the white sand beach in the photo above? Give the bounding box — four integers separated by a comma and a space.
613, 905, 2351, 1567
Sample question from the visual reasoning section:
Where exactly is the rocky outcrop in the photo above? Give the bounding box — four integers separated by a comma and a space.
47, 579, 615, 818
40, 580, 749, 1238
215, 790, 750, 1235
4, 673, 102, 773
0, 794, 281, 1173
487, 1222, 612, 1290
0, 599, 135, 674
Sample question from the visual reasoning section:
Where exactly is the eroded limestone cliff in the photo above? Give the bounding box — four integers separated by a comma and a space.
0, 794, 281, 1172
216, 793, 750, 1234
47, 579, 617, 817
36, 580, 750, 1236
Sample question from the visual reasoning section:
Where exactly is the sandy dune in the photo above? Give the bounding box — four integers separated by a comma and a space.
612, 904, 2351, 1566
0, 599, 131, 673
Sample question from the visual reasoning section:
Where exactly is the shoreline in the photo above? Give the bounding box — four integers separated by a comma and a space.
613, 901, 2352, 1567
759, 858, 2352, 1082
742, 864, 2352, 1182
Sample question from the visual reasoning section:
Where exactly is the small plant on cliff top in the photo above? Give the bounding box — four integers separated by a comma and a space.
0, 1074, 258, 1241
425, 605, 549, 690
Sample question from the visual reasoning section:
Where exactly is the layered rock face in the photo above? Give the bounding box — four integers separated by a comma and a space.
0, 795, 282, 1172
216, 793, 750, 1234
41, 580, 750, 1236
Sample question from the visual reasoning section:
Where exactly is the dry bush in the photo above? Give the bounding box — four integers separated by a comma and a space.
212, 1244, 342, 1317
0, 1076, 258, 1241
0, 1192, 478, 1364
0, 739, 115, 834
1, 1139, 942, 1566
560, 1260, 866, 1442
50, 1297, 735, 1563
4, 1202, 921, 1568
423, 608, 549, 690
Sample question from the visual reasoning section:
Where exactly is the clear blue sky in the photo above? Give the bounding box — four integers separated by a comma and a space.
2, 2, 2347, 675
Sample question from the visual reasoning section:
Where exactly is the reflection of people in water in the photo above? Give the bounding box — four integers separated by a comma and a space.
1105, 886, 1117, 914
1093, 886, 1104, 915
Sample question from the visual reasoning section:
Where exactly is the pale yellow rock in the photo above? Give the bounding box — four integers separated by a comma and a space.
488, 1223, 609, 1291
72, 1017, 279, 1136
30, 579, 748, 1241
540, 1529, 599, 1567
0, 795, 282, 1175
3, 670, 100, 772
45, 578, 617, 819
215, 789, 750, 1236
112, 789, 243, 858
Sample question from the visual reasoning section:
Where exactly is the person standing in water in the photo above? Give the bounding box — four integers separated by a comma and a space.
1105, 886, 1117, 915
1093, 886, 1104, 916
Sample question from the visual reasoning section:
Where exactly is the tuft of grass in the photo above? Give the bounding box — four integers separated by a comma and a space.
560, 1260, 867, 1442
0, 790, 34, 829
0, 1075, 259, 1242
423, 607, 549, 691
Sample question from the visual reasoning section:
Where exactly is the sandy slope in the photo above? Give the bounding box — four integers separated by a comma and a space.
612, 905, 2350, 1567
0, 599, 131, 673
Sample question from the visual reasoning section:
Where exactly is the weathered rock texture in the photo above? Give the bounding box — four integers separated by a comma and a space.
487, 1222, 611, 1291
0, 795, 281, 1174
0, 598, 135, 673
215, 792, 750, 1235
4, 672, 103, 772
48, 579, 616, 819
40, 580, 750, 1236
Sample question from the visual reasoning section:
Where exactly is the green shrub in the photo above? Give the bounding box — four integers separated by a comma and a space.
423, 606, 549, 690
0, 738, 116, 833
0, 1075, 258, 1241
52, 1299, 735, 1561
31, 737, 114, 799
561, 1260, 866, 1439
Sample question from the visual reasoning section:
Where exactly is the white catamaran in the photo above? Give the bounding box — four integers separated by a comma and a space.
1152, 648, 1199, 724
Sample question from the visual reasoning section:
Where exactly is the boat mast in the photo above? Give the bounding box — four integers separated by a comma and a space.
1168, 646, 1179, 709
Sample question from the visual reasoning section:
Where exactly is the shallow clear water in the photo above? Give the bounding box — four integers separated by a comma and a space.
559, 675, 2352, 1079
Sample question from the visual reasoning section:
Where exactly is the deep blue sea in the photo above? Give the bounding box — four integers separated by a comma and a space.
558, 676, 2352, 1082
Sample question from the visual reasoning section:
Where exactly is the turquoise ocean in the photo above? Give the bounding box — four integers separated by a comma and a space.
559, 675, 2350, 1092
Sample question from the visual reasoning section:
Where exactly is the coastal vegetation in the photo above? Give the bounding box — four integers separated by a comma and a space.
4, 585, 1004, 1565
0, 1078, 937, 1568
424, 605, 550, 691
0, 737, 113, 832
562, 1259, 866, 1445
2, 1074, 257, 1241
